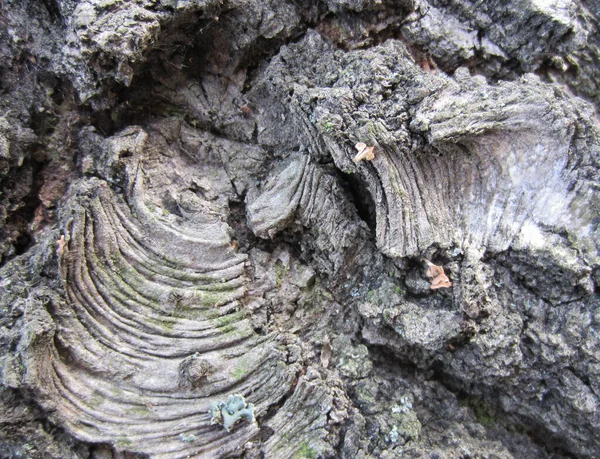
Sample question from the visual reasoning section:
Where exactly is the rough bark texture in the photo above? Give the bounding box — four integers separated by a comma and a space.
1, 0, 599, 458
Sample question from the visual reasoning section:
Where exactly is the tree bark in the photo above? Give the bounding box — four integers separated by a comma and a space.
1, 0, 599, 458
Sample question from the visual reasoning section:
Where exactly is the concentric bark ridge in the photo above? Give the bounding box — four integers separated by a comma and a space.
18, 125, 299, 457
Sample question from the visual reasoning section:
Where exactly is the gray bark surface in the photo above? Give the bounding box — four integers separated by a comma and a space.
0, 0, 599, 458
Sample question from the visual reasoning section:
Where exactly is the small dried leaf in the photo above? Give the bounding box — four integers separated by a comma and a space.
430, 277, 452, 289
353, 142, 375, 163
320, 337, 332, 369
57, 235, 67, 256
425, 264, 443, 279
423, 259, 452, 289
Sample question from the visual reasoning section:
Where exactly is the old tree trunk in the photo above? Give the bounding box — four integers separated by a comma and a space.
1, 0, 600, 458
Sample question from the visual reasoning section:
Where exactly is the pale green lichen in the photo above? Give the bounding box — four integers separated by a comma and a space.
125, 405, 150, 417
209, 394, 256, 432
214, 311, 243, 328
396, 410, 421, 440
115, 436, 132, 449
294, 442, 318, 459
178, 433, 197, 443
231, 356, 252, 381
88, 390, 105, 408
386, 425, 400, 444
199, 289, 237, 307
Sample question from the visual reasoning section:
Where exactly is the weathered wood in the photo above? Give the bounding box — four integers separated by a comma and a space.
0, 0, 599, 458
